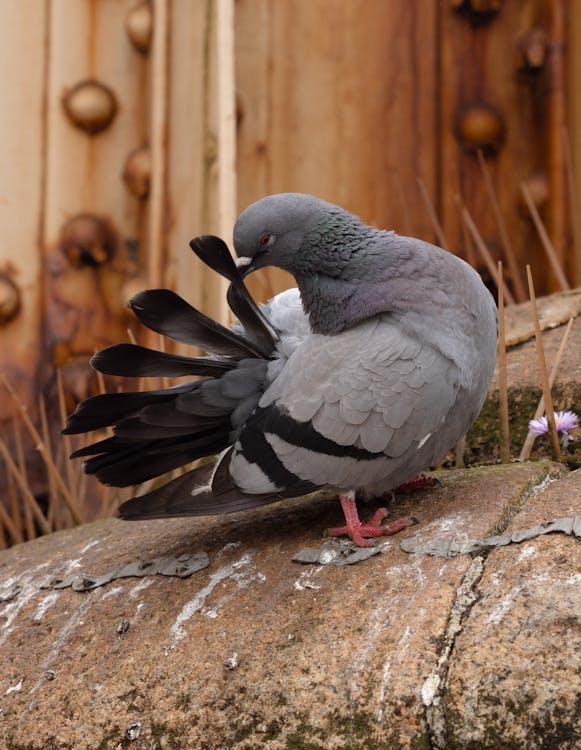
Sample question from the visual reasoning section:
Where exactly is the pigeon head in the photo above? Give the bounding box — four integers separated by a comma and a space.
233, 193, 366, 279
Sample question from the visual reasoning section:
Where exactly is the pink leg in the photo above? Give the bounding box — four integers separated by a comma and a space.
326, 493, 417, 548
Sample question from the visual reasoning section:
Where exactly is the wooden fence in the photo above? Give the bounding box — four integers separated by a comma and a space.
0, 0, 578, 464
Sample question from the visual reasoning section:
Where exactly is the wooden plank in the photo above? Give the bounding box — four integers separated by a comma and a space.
42, 0, 146, 394
567, 0, 581, 285
235, 0, 438, 303
0, 0, 48, 421
439, 0, 569, 297
165, 0, 233, 331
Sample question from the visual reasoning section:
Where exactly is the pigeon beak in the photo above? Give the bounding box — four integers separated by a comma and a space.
235, 252, 269, 278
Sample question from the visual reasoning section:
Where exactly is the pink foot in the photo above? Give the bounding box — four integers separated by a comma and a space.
326, 493, 418, 548
394, 473, 441, 494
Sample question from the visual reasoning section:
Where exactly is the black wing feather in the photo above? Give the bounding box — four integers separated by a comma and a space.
129, 289, 269, 359
91, 343, 235, 378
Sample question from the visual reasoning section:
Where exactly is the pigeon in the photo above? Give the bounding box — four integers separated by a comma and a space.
64, 193, 498, 547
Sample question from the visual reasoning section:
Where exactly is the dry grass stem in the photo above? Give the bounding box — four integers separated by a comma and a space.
99, 484, 113, 519
13, 420, 35, 540
39, 395, 59, 528
520, 182, 570, 291
456, 195, 515, 305
454, 434, 466, 468
526, 266, 561, 460
519, 316, 574, 461
7, 469, 20, 535
0, 437, 51, 536
0, 496, 24, 545
497, 262, 510, 463
417, 177, 449, 250
57, 369, 79, 503
0, 515, 7, 550
1, 375, 83, 525
477, 150, 526, 301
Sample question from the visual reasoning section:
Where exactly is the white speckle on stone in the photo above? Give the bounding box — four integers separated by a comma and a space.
421, 673, 441, 706
32, 592, 59, 622
223, 652, 239, 670
125, 720, 143, 740
221, 542, 242, 552
515, 544, 536, 563
319, 548, 339, 565
63, 558, 82, 574
294, 566, 324, 591
28, 590, 101, 696
231, 554, 252, 570
80, 539, 101, 554
167, 554, 261, 649
375, 659, 392, 722
486, 594, 516, 625
128, 578, 153, 598
5, 679, 23, 695
0, 562, 50, 649
101, 585, 124, 600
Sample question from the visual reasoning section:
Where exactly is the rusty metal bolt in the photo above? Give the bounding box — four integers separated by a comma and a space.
59, 214, 116, 268
0, 274, 21, 325
519, 174, 549, 210
122, 146, 151, 199
63, 80, 118, 135
126, 1, 153, 54
455, 103, 505, 154
452, 0, 503, 24
517, 29, 548, 73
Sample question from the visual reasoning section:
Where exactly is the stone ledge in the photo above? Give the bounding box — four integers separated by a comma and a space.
0, 461, 577, 749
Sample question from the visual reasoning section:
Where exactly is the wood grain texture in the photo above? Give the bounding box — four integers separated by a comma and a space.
165, 0, 232, 333
567, 0, 581, 285
43, 0, 145, 394
0, 0, 48, 420
235, 0, 438, 302
439, 0, 569, 297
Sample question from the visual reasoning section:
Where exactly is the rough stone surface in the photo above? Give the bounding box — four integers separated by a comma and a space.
0, 461, 577, 749
445, 469, 581, 750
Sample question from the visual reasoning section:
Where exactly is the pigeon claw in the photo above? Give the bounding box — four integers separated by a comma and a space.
394, 473, 442, 494
326, 494, 417, 548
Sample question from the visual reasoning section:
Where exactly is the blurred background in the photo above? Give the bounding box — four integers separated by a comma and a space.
0, 0, 579, 540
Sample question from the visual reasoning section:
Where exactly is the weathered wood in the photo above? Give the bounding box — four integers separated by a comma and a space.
0, 1, 47, 421
164, 0, 234, 342
439, 0, 570, 297
235, 0, 439, 302
42, 0, 146, 408
567, 1, 581, 286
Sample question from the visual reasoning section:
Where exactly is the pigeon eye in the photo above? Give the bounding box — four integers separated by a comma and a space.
259, 232, 274, 247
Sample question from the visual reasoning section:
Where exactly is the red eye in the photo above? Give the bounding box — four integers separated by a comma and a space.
259, 233, 272, 247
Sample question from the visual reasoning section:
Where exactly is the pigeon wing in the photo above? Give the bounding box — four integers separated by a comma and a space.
230, 316, 461, 493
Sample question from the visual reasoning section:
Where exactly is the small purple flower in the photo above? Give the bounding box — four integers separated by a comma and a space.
529, 410, 578, 436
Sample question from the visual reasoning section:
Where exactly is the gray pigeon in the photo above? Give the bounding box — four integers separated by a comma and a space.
65, 193, 497, 547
